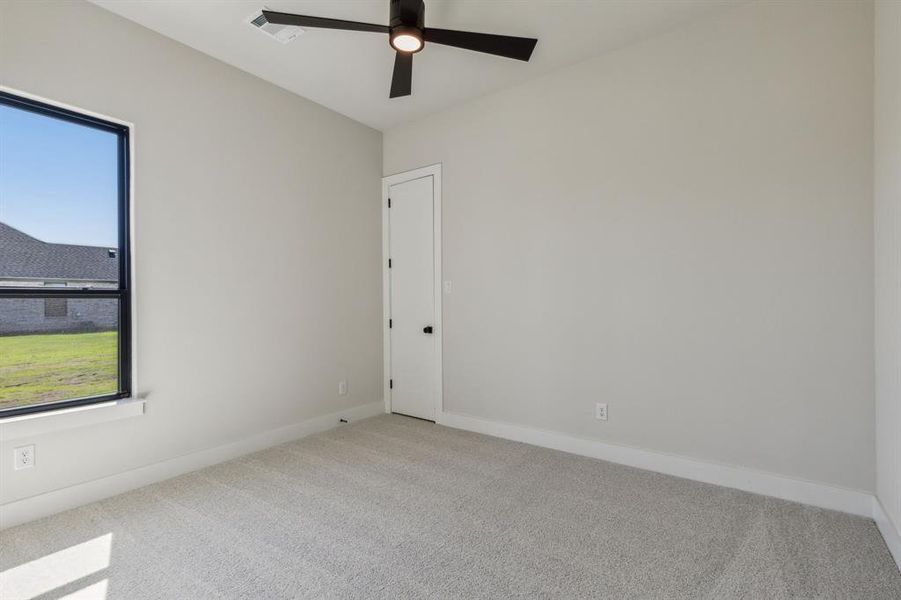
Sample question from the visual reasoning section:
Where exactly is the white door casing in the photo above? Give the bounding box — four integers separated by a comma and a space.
382, 164, 442, 421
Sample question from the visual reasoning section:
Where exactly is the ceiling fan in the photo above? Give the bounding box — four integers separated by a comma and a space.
262, 0, 538, 98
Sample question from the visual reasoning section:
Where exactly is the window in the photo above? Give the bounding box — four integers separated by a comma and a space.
43, 298, 68, 318
42, 282, 67, 317
0, 92, 131, 417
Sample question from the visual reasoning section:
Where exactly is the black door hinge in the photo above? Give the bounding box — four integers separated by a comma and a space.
389, 379, 393, 389
388, 258, 392, 268
389, 319, 392, 328
388, 198, 391, 208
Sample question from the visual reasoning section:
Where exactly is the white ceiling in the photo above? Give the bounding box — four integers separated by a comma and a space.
91, 0, 743, 131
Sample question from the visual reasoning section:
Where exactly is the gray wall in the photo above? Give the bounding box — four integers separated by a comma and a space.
0, 0, 382, 505
384, 0, 874, 491
875, 0, 901, 548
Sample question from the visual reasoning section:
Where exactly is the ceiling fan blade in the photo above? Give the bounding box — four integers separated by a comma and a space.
423, 28, 537, 61
390, 52, 413, 98
262, 10, 389, 34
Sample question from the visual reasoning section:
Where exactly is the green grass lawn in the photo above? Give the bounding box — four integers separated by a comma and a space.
0, 331, 118, 409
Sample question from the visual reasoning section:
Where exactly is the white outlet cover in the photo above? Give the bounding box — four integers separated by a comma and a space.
338, 381, 348, 396
595, 403, 608, 421
443, 281, 452, 294
14, 445, 35, 470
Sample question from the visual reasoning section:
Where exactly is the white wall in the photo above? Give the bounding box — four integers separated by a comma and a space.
384, 0, 875, 491
0, 1, 382, 506
875, 0, 901, 549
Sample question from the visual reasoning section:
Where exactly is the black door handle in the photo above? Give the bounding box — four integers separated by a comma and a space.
423, 326, 433, 334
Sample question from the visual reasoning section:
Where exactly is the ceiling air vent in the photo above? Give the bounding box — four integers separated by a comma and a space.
247, 10, 303, 44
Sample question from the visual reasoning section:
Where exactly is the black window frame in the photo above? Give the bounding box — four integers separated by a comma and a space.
0, 91, 132, 417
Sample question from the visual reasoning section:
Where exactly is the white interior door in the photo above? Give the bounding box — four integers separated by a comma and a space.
388, 174, 437, 420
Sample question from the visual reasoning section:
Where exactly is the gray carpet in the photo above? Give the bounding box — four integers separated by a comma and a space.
1, 414, 899, 599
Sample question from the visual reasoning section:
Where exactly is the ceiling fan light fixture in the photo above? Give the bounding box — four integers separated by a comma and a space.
390, 26, 423, 53
262, 1, 537, 99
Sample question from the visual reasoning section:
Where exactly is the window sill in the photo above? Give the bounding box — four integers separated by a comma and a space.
0, 397, 145, 441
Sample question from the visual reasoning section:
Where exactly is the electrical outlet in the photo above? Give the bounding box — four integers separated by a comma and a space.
338, 380, 348, 396
595, 403, 608, 421
14, 445, 35, 470
443, 280, 452, 294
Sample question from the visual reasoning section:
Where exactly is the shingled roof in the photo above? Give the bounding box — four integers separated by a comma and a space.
0, 222, 118, 282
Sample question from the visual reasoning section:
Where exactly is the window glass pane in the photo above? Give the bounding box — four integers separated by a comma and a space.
44, 297, 68, 317
0, 298, 119, 410
0, 104, 120, 288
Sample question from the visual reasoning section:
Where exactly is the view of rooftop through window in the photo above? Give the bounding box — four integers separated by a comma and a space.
0, 96, 130, 413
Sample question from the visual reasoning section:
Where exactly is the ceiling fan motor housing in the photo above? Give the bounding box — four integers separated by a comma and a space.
262, 1, 537, 98
389, 0, 425, 53
390, 0, 425, 29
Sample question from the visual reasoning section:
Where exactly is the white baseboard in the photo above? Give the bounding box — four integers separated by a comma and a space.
6, 403, 895, 569
0, 401, 385, 530
873, 497, 901, 571
437, 410, 874, 518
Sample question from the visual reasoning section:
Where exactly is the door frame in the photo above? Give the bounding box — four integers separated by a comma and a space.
382, 163, 443, 419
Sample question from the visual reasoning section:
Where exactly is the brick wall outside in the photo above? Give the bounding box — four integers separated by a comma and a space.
0, 280, 119, 336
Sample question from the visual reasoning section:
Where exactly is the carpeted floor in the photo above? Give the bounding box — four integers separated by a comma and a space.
2, 414, 899, 599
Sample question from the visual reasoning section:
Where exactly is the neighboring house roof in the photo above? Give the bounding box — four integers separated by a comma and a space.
0, 222, 118, 282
